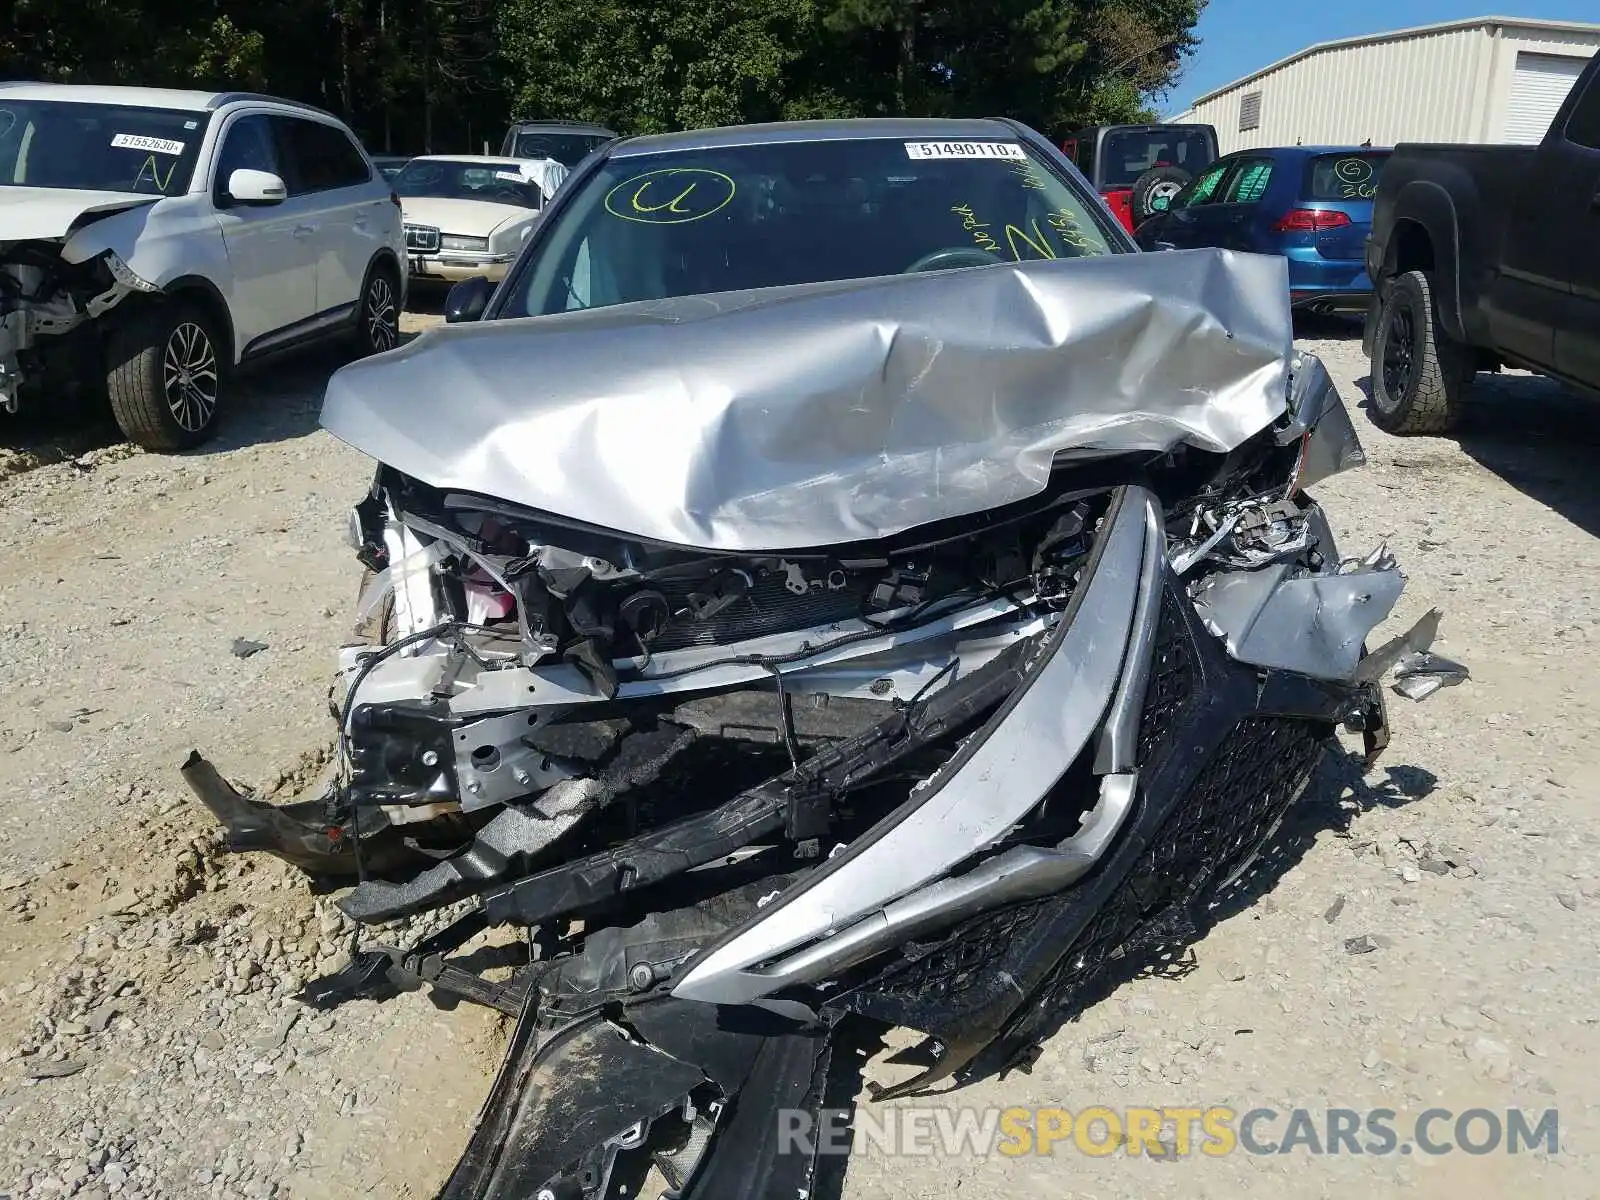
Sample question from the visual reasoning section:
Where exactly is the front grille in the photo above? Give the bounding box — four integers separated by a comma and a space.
404, 224, 440, 252
856, 580, 1202, 1011
1135, 588, 1197, 767
858, 712, 1325, 1029
876, 897, 1051, 1002
999, 714, 1327, 1045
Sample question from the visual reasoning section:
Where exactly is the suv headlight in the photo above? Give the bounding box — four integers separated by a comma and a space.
103, 251, 159, 293
439, 234, 488, 252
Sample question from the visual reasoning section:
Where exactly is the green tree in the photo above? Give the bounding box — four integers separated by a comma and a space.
807, 0, 1204, 133
3, 0, 1205, 163
498, 0, 820, 134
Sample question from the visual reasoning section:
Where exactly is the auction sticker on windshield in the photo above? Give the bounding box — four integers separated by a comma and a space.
111, 133, 185, 156
905, 141, 1026, 161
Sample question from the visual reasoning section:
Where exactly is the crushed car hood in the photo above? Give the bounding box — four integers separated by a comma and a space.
320, 247, 1293, 551
0, 187, 160, 243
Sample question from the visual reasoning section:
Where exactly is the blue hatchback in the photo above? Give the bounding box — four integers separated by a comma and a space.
1133, 145, 1389, 313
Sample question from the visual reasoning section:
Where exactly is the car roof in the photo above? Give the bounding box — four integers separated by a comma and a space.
509, 120, 616, 134
0, 83, 219, 110
1078, 123, 1214, 134
1221, 145, 1392, 159
610, 117, 1022, 158
409, 154, 552, 165
0, 82, 336, 118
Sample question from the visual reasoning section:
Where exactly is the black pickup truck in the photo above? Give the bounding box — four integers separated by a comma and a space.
1363, 48, 1600, 434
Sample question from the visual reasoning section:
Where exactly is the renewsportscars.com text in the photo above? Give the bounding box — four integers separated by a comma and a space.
777, 1105, 1560, 1158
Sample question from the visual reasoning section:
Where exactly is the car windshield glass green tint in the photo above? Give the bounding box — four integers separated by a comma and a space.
506, 137, 1116, 317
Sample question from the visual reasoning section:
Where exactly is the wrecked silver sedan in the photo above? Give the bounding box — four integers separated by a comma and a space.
184, 121, 1464, 1199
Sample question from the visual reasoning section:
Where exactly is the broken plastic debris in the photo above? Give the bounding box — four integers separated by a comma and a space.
1391, 650, 1469, 701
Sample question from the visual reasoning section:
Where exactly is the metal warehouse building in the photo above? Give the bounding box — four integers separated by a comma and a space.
1172, 15, 1600, 153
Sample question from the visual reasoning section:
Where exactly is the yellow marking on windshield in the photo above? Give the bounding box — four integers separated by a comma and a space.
632, 180, 697, 214
604, 168, 737, 224
950, 203, 1002, 254
1007, 159, 1049, 191
133, 153, 177, 193
1046, 207, 1095, 253
1333, 157, 1378, 200
951, 203, 1103, 261
1005, 218, 1056, 261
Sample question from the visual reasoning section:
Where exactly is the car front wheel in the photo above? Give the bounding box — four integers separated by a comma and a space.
1368, 269, 1472, 435
105, 303, 225, 451
355, 263, 401, 357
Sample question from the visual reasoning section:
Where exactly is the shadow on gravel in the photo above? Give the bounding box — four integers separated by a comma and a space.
1293, 311, 1364, 341
404, 285, 450, 317
1352, 368, 1600, 541
986, 746, 1436, 1063
1209, 746, 1437, 928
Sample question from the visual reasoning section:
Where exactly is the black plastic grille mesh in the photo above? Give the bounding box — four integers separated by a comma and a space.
1135, 588, 1197, 768
1002, 714, 1327, 1043
863, 585, 1200, 1006
876, 896, 1052, 1002
863, 713, 1325, 1022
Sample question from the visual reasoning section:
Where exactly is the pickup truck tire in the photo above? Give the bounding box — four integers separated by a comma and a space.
105, 302, 225, 452
1369, 269, 1472, 435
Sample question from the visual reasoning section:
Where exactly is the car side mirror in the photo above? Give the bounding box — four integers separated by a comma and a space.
445, 276, 493, 324
226, 169, 287, 206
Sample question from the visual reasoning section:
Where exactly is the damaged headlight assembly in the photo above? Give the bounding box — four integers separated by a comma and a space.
180, 252, 1466, 1200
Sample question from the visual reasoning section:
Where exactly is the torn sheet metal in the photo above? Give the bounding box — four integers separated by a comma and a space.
1191, 558, 1405, 682
320, 248, 1292, 550
1352, 607, 1471, 700
1277, 352, 1366, 492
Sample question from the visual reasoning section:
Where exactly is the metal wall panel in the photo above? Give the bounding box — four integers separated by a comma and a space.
1502, 53, 1587, 143
1487, 28, 1600, 143
1182, 22, 1599, 153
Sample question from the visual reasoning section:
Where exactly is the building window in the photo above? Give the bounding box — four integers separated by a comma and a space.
1240, 91, 1262, 132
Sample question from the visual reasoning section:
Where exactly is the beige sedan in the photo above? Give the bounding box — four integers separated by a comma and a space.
394, 155, 568, 284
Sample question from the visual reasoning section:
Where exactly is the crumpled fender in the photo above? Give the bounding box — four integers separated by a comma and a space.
59, 201, 230, 297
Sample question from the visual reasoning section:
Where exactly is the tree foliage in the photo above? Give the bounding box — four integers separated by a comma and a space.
498, 0, 816, 134
2, 0, 1204, 152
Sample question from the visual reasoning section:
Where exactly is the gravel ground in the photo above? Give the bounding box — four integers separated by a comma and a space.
2, 315, 1597, 1199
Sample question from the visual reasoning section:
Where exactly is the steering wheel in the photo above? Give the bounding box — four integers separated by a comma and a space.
902, 247, 999, 274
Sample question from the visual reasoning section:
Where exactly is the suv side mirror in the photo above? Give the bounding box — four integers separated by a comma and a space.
445, 276, 493, 324
226, 169, 287, 206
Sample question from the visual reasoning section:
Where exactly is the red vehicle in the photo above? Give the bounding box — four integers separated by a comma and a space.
1061, 123, 1219, 234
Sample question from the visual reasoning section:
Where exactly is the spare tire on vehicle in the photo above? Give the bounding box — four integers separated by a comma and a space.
1129, 165, 1192, 226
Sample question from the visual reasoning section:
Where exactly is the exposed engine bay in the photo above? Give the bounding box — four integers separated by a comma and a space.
182, 252, 1468, 1200
0, 239, 151, 412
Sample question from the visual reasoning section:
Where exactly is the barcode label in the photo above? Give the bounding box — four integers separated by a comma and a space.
905, 141, 1026, 161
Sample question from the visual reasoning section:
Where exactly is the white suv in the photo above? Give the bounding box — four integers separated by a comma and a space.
0, 84, 407, 450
